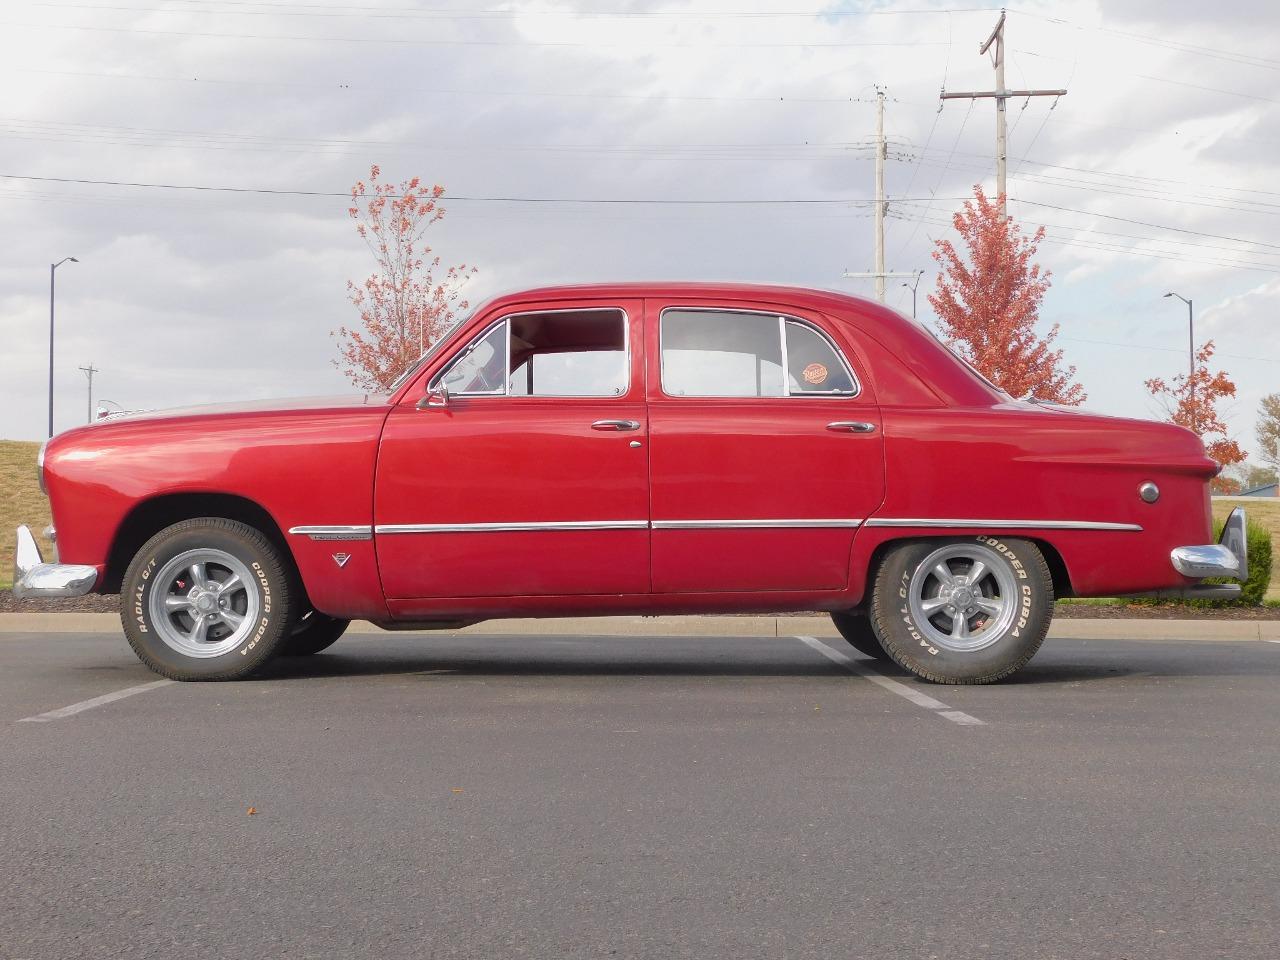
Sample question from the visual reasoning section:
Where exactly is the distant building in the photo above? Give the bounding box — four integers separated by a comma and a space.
1239, 482, 1279, 498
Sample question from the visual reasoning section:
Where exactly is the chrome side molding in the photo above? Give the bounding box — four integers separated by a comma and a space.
864, 518, 1144, 532
287, 525, 374, 542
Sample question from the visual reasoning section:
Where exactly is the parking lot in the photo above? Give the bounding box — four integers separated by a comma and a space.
3, 626, 1279, 960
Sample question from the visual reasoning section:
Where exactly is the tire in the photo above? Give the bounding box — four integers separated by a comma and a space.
869, 536, 1054, 684
120, 518, 295, 681
831, 610, 888, 660
280, 611, 350, 657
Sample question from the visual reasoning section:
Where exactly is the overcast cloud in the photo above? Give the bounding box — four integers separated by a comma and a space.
1, 0, 1277, 463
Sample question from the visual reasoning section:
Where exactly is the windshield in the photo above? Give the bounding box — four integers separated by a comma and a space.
387, 313, 473, 392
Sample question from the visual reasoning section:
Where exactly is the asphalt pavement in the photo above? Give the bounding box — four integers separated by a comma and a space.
2, 628, 1279, 960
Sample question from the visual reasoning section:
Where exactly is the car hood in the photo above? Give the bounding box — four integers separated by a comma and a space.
90, 394, 392, 425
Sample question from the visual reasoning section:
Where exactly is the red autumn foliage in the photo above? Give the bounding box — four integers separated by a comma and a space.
1145, 341, 1246, 491
928, 186, 1086, 406
333, 165, 476, 392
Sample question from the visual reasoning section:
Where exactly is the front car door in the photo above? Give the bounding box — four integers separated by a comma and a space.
375, 299, 649, 608
645, 298, 885, 593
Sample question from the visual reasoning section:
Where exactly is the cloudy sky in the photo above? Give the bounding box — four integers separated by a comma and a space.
2, 0, 1277, 463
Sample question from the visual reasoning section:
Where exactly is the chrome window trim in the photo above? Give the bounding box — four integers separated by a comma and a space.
651, 519, 863, 529
428, 306, 632, 399
376, 520, 648, 534
288, 525, 373, 541
864, 518, 1143, 532
657, 305, 860, 400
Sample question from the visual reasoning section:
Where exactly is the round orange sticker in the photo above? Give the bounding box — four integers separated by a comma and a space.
802, 363, 828, 385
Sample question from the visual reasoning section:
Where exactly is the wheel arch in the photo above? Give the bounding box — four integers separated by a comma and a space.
860, 533, 1074, 603
102, 492, 299, 595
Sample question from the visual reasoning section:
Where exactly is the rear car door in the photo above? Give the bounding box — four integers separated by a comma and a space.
375, 299, 650, 604
645, 298, 885, 593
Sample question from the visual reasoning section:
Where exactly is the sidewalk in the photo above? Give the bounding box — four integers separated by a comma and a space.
2, 612, 1277, 642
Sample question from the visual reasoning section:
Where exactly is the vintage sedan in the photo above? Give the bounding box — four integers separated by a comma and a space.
15, 283, 1247, 683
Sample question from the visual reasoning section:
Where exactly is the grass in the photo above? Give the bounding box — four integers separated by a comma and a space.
0, 440, 53, 590
1214, 497, 1280, 602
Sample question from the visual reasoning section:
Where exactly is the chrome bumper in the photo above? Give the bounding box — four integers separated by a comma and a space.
12, 525, 98, 599
1171, 507, 1248, 580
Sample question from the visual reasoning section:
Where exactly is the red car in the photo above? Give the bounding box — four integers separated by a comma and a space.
15, 283, 1247, 683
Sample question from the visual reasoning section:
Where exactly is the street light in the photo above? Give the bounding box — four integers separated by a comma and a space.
901, 271, 924, 319
49, 256, 79, 437
1163, 291, 1194, 431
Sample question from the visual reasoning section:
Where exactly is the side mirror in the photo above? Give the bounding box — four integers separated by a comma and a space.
417, 384, 450, 410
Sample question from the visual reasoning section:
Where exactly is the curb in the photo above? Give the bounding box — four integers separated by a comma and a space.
1, 612, 1277, 642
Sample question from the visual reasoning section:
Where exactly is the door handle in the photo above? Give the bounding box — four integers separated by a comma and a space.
591, 419, 641, 432
826, 421, 877, 434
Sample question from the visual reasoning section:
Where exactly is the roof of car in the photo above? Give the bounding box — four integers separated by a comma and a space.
486, 282, 885, 315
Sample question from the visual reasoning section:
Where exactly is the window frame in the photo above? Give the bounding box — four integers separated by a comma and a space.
657, 305, 860, 400
428, 306, 632, 399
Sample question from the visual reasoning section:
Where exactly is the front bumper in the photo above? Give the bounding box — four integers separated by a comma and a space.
1171, 507, 1248, 580
12, 525, 98, 599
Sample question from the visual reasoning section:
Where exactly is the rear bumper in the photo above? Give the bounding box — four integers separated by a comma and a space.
12, 525, 99, 599
1170, 507, 1248, 580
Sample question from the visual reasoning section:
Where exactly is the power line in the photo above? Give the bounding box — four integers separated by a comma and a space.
6, 66, 887, 105
0, 172, 971, 204
5, 19, 953, 48
36, 1, 1009, 20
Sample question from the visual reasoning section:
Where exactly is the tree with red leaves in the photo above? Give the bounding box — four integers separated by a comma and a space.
333, 165, 476, 392
928, 186, 1086, 405
1145, 340, 1246, 492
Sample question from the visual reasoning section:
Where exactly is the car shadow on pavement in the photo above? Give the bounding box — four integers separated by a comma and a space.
245, 634, 1277, 684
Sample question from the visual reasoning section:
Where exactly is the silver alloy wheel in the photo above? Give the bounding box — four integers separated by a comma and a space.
147, 548, 261, 659
907, 543, 1019, 653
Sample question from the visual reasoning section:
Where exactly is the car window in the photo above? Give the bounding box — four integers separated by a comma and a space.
661, 310, 784, 397
661, 309, 856, 398
784, 321, 856, 395
439, 321, 508, 395
508, 309, 627, 397
435, 308, 628, 398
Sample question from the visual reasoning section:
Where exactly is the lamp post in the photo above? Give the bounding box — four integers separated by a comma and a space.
901, 271, 924, 319
1163, 292, 1194, 431
49, 257, 79, 437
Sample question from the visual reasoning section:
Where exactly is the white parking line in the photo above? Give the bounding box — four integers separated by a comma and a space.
18, 679, 175, 723
795, 636, 986, 726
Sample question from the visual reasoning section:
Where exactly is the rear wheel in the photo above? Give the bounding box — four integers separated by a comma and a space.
830, 610, 888, 660
120, 518, 295, 681
281, 611, 350, 657
869, 536, 1054, 684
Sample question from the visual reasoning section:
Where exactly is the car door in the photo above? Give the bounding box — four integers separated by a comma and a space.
375, 299, 650, 603
646, 298, 885, 593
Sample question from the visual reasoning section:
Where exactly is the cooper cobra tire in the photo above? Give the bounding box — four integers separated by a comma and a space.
830, 611, 889, 660
869, 536, 1054, 685
120, 518, 295, 681
280, 611, 350, 657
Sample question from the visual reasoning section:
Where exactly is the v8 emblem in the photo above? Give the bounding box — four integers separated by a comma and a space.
332, 553, 351, 568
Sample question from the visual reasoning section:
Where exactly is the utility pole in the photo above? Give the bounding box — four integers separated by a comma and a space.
940, 9, 1067, 220
79, 363, 98, 425
843, 86, 921, 303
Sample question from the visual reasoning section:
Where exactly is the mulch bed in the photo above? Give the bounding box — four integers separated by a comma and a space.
2, 594, 1276, 620
1052, 602, 1279, 620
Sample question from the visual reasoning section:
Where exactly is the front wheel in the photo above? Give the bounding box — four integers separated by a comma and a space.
869, 536, 1054, 684
120, 518, 295, 681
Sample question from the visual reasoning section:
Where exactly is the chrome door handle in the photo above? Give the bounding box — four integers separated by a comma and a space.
591, 419, 641, 432
826, 421, 877, 434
